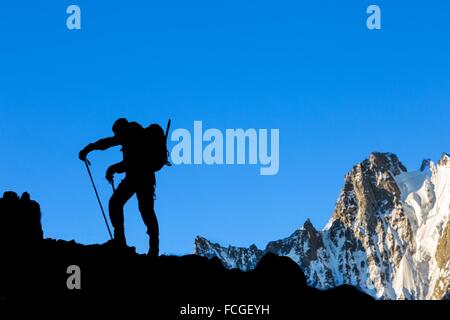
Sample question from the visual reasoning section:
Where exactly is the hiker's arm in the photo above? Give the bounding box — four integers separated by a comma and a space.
89, 136, 120, 151
79, 136, 120, 160
107, 161, 126, 174
106, 161, 126, 183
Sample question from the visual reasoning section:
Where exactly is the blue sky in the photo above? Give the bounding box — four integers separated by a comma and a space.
1, 1, 449, 254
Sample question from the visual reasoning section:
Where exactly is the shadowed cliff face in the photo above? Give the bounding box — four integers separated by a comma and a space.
0, 191, 373, 315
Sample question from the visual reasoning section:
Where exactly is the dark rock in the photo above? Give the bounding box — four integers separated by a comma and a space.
0, 192, 374, 314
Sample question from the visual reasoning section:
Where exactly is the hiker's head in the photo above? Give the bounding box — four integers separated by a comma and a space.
112, 118, 129, 135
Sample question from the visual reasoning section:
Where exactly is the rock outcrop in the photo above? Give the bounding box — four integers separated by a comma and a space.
0, 191, 372, 314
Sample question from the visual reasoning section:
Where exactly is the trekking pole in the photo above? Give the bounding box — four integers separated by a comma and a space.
84, 159, 113, 240
164, 118, 172, 167
165, 118, 171, 142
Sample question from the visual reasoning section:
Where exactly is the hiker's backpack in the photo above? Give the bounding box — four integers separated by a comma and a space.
145, 120, 171, 172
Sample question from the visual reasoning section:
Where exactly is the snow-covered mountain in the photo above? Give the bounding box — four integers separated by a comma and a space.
195, 152, 450, 300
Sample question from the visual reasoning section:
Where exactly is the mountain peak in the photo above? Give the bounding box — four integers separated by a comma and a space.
420, 159, 432, 171
367, 152, 407, 175
302, 218, 316, 231
439, 153, 450, 167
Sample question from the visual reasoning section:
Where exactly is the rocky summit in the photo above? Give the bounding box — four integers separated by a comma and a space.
195, 152, 450, 300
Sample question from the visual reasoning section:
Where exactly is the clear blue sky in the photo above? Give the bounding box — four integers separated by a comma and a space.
1, 1, 449, 254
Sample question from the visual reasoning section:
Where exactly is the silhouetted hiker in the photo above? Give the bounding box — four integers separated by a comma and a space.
79, 118, 170, 257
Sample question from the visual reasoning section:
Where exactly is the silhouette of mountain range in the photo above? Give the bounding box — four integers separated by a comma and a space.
0, 190, 374, 316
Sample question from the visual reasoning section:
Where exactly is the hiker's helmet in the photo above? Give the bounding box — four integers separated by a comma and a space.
112, 118, 129, 135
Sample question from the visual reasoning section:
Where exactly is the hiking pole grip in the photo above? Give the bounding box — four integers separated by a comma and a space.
84, 159, 114, 240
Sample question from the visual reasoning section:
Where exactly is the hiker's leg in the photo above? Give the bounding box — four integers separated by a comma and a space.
109, 178, 135, 245
136, 183, 159, 256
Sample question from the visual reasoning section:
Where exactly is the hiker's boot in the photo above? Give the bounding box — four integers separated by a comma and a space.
148, 237, 159, 257
113, 228, 127, 248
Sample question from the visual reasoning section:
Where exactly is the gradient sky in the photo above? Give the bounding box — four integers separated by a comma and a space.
1, 1, 449, 254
